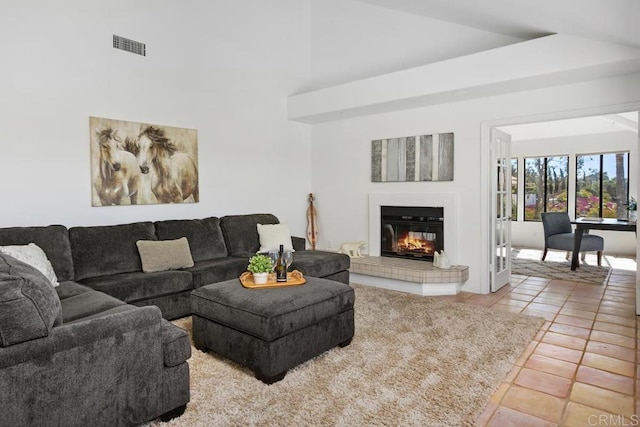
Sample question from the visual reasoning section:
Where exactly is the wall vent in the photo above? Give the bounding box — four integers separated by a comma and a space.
113, 35, 146, 56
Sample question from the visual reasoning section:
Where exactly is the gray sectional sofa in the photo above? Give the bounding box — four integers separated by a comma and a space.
0, 213, 349, 426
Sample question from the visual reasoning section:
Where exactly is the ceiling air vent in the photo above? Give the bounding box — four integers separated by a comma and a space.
113, 34, 146, 56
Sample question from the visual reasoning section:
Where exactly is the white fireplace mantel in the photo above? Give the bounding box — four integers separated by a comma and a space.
368, 193, 459, 264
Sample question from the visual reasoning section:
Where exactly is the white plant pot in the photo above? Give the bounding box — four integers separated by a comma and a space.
630, 210, 638, 222
252, 272, 269, 284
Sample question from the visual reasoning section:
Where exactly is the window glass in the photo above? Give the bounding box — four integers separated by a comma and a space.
511, 158, 518, 220
602, 152, 628, 218
576, 155, 600, 217
546, 157, 568, 213
575, 152, 628, 218
524, 157, 544, 221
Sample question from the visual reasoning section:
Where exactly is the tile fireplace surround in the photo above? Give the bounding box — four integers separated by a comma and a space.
350, 255, 469, 296
350, 193, 469, 296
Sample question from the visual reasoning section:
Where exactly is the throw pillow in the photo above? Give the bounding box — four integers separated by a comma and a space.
0, 243, 59, 287
257, 223, 294, 253
136, 237, 195, 273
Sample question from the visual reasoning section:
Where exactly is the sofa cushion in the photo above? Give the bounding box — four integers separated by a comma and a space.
0, 225, 74, 281
220, 214, 279, 256
0, 243, 59, 287
79, 270, 193, 304
184, 257, 249, 288
69, 222, 156, 280
0, 253, 62, 347
55, 281, 96, 300
161, 320, 191, 367
136, 238, 194, 273
290, 250, 351, 278
60, 289, 126, 323
154, 217, 228, 262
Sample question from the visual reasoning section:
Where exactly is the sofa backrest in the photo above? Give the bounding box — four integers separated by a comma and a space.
0, 225, 75, 282
154, 217, 228, 262
220, 214, 279, 256
69, 222, 156, 280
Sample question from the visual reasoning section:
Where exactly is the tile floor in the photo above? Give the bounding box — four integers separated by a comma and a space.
435, 253, 638, 426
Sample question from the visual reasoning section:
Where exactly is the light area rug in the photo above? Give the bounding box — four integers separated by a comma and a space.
511, 247, 611, 285
152, 284, 544, 427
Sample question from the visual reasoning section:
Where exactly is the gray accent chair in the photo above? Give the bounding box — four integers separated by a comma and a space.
541, 212, 604, 266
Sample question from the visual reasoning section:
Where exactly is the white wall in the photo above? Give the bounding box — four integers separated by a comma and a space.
0, 0, 312, 236
310, 72, 640, 293
307, 0, 522, 91
510, 131, 638, 255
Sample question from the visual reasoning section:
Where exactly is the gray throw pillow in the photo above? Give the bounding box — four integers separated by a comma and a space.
136, 237, 195, 273
0, 253, 62, 347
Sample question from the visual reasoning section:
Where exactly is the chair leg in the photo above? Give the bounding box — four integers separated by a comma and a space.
542, 248, 548, 261
567, 251, 579, 266
597, 251, 602, 266
580, 252, 586, 262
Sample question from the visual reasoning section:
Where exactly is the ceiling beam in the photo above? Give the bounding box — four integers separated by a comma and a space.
288, 34, 640, 123
600, 114, 638, 132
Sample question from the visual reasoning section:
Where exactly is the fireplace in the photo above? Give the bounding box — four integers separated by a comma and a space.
380, 206, 444, 261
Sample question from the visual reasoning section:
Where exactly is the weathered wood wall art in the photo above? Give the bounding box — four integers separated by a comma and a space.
371, 133, 454, 182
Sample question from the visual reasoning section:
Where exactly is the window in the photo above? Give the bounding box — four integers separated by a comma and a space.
524, 156, 568, 221
576, 152, 628, 218
511, 158, 518, 220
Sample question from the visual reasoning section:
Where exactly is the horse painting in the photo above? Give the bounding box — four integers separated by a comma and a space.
95, 128, 141, 206
133, 126, 199, 203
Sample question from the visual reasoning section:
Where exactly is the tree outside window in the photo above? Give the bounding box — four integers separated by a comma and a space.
524, 156, 568, 221
576, 152, 628, 218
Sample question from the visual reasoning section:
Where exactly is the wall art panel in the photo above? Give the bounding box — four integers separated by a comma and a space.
371, 133, 454, 182
90, 116, 198, 206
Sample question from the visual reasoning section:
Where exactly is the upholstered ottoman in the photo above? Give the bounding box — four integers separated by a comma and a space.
191, 276, 355, 384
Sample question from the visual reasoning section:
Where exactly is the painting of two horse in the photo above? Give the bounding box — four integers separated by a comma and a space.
90, 116, 199, 206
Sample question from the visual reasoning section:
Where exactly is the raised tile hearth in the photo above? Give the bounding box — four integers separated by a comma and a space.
350, 255, 469, 296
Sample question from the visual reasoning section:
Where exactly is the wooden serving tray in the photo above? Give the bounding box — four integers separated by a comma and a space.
239, 270, 306, 289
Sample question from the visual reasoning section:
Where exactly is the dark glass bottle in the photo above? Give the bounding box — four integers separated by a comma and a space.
276, 244, 287, 282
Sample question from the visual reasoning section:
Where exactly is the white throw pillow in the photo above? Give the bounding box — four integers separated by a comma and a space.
0, 243, 59, 287
257, 223, 294, 253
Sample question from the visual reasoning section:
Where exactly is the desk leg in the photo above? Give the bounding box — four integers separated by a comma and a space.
571, 228, 584, 270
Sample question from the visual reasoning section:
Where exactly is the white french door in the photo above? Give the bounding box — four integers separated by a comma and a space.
490, 128, 512, 292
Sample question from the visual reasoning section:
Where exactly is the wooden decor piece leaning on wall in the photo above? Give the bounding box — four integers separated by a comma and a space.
90, 116, 199, 206
371, 133, 454, 182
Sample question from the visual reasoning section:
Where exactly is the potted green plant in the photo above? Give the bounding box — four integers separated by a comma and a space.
247, 254, 273, 284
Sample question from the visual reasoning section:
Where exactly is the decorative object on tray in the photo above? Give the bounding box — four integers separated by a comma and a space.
246, 254, 273, 284
306, 193, 319, 250
239, 270, 306, 289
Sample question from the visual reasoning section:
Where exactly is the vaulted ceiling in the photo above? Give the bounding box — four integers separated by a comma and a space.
355, 0, 640, 47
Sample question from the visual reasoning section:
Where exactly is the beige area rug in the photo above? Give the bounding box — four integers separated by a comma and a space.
153, 285, 544, 427
511, 247, 611, 285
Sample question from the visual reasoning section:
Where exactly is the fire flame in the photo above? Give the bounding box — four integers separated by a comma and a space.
397, 232, 435, 254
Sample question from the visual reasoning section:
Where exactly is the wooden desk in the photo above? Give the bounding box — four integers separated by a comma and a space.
571, 218, 636, 270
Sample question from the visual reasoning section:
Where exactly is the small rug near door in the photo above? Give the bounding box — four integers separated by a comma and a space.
152, 285, 544, 426
511, 248, 611, 285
